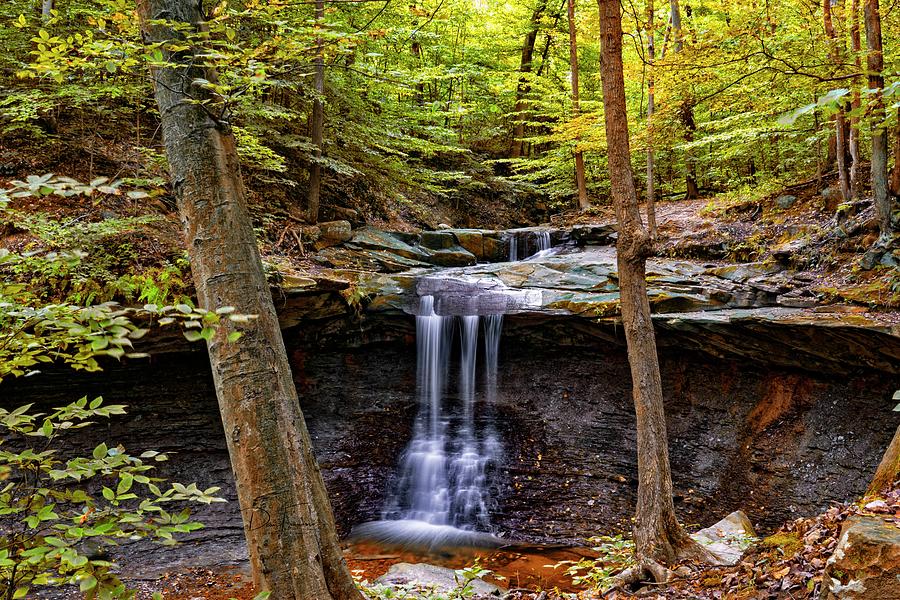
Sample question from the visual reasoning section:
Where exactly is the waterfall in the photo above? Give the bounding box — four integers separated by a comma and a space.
508, 230, 553, 262
508, 235, 518, 261
356, 296, 504, 548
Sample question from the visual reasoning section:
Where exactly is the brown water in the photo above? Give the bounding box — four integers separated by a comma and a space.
344, 539, 598, 593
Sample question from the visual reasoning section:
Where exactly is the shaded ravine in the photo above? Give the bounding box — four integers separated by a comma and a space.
4, 317, 898, 577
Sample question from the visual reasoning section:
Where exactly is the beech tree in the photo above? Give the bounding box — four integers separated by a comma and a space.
645, 0, 657, 236
823, 0, 850, 202
567, 0, 589, 210
596, 0, 710, 575
864, 0, 891, 243
307, 0, 326, 224
136, 1, 361, 598
511, 0, 547, 158
849, 0, 863, 200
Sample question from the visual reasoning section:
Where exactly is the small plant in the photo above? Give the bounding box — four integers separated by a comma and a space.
452, 561, 493, 599
0, 398, 225, 598
554, 534, 636, 594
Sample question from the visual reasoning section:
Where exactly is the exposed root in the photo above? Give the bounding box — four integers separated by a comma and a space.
602, 560, 673, 597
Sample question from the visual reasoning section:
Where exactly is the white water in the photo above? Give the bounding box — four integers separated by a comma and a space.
509, 230, 555, 261
357, 295, 504, 548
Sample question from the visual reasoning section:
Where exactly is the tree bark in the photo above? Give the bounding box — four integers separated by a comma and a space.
41, 0, 53, 20
136, 2, 361, 598
864, 0, 891, 242
669, 0, 698, 200
892, 109, 900, 196
868, 424, 900, 497
823, 0, 850, 202
849, 0, 862, 200
511, 0, 547, 158
645, 0, 657, 236
567, 0, 589, 210
307, 0, 326, 224
597, 0, 708, 570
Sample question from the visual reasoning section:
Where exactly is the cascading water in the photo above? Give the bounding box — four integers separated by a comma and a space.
353, 295, 504, 549
508, 230, 554, 262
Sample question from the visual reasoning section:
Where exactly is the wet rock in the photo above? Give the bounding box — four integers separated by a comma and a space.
315, 220, 352, 249
823, 516, 900, 600
571, 223, 617, 246
776, 194, 798, 209
420, 230, 457, 250
427, 246, 477, 267
691, 510, 757, 566
376, 562, 505, 597
450, 229, 486, 258
349, 227, 432, 262
482, 234, 507, 262
705, 263, 780, 283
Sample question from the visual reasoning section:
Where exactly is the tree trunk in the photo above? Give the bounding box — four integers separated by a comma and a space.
849, 0, 862, 200
41, 0, 53, 20
411, 40, 425, 106
864, 0, 891, 242
868, 424, 900, 497
567, 0, 589, 210
511, 0, 547, 158
307, 0, 326, 224
669, 0, 698, 200
597, 0, 709, 570
136, 2, 361, 598
645, 0, 657, 236
823, 0, 850, 202
892, 109, 900, 196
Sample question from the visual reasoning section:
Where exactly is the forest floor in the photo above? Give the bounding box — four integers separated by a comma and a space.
117, 486, 900, 599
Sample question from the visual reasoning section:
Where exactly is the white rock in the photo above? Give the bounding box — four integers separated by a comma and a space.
691, 510, 757, 566
375, 562, 505, 598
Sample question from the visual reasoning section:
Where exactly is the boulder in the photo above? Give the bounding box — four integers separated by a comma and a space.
823, 516, 900, 600
420, 230, 457, 250
571, 223, 617, 246
426, 246, 477, 267
482, 234, 507, 262
690, 510, 757, 566
315, 220, 352, 249
776, 194, 798, 209
450, 229, 486, 259
375, 562, 504, 598
349, 227, 431, 262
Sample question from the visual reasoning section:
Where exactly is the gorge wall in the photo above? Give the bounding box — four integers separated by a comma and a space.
4, 313, 898, 572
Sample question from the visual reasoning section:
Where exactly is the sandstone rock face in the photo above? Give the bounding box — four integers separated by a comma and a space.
690, 511, 757, 566
824, 516, 900, 600
376, 563, 504, 597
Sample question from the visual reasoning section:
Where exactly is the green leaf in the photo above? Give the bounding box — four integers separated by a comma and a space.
118, 473, 134, 495
227, 331, 242, 343
102, 487, 115, 501
93, 443, 108, 459
80, 575, 98, 592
